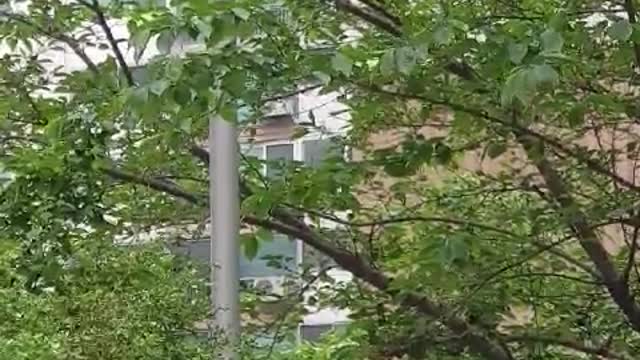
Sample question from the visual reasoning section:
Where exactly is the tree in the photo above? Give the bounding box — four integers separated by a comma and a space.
3, 0, 640, 359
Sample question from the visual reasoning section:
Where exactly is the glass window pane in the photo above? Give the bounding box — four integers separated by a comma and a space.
239, 234, 296, 277
243, 144, 263, 159
241, 144, 265, 184
300, 325, 333, 342
99, 0, 166, 8
302, 138, 341, 167
133, 0, 166, 7
266, 144, 293, 178
169, 235, 297, 279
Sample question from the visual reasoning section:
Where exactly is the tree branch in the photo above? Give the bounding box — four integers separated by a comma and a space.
624, 0, 640, 69
332, 1, 478, 80
623, 225, 640, 284
100, 161, 513, 360
489, 271, 602, 286
334, 0, 402, 36
243, 215, 514, 360
260, 84, 323, 103
79, 0, 135, 86
505, 334, 631, 360
364, 84, 640, 195
101, 167, 205, 205
515, 131, 640, 334
295, 205, 601, 279
0, 11, 99, 74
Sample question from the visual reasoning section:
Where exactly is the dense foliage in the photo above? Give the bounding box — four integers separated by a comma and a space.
4, 0, 640, 359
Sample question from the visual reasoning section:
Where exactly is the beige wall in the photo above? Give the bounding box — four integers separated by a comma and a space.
352, 108, 640, 256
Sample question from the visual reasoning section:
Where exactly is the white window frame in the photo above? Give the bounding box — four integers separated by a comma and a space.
242, 133, 346, 169
296, 321, 350, 344
242, 133, 352, 338
241, 132, 344, 268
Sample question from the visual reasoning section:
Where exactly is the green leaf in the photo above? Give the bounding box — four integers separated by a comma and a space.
291, 126, 310, 139
242, 234, 259, 260
414, 44, 429, 62
242, 193, 273, 218
441, 238, 468, 265
531, 64, 559, 85
434, 143, 452, 165
501, 65, 556, 106
568, 104, 586, 127
172, 85, 191, 105
313, 71, 331, 84
631, 23, 640, 42
231, 7, 251, 21
486, 142, 507, 159
219, 103, 238, 123
179, 118, 192, 133
332, 52, 353, 76
148, 80, 170, 96
609, 19, 633, 41
508, 42, 528, 65
395, 46, 416, 75
432, 25, 451, 45
540, 29, 563, 53
131, 86, 149, 105
130, 29, 151, 63
156, 31, 175, 54
549, 12, 567, 31
222, 70, 246, 97
380, 49, 395, 76
255, 228, 273, 242
501, 69, 533, 106
193, 18, 212, 38
383, 157, 417, 177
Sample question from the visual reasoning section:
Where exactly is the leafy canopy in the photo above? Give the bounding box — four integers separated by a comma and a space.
4, 0, 640, 359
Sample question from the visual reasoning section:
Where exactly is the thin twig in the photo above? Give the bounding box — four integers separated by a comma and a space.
0, 11, 99, 74
261, 266, 334, 359
261, 84, 323, 103
624, 0, 640, 69
623, 226, 640, 283
488, 271, 601, 286
80, 0, 135, 86
504, 334, 631, 360
364, 84, 640, 195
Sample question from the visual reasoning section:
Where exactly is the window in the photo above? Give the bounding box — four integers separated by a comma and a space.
239, 233, 296, 277
302, 138, 342, 167
241, 137, 345, 270
170, 236, 296, 278
300, 324, 333, 342
242, 137, 341, 174
123, 0, 167, 7
299, 323, 348, 343
266, 143, 294, 179
264, 4, 290, 23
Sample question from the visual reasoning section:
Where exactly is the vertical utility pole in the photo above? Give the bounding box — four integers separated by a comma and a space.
209, 115, 240, 359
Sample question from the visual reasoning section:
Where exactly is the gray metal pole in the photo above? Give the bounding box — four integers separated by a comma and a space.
209, 115, 240, 359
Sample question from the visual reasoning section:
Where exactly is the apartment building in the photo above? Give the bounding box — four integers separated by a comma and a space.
0, 0, 354, 344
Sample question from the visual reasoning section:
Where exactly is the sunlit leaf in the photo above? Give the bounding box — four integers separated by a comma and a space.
540, 29, 563, 54
395, 46, 416, 75
609, 19, 633, 41
232, 7, 251, 21
380, 49, 395, 76
156, 31, 175, 54
332, 52, 353, 76
508, 42, 528, 65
